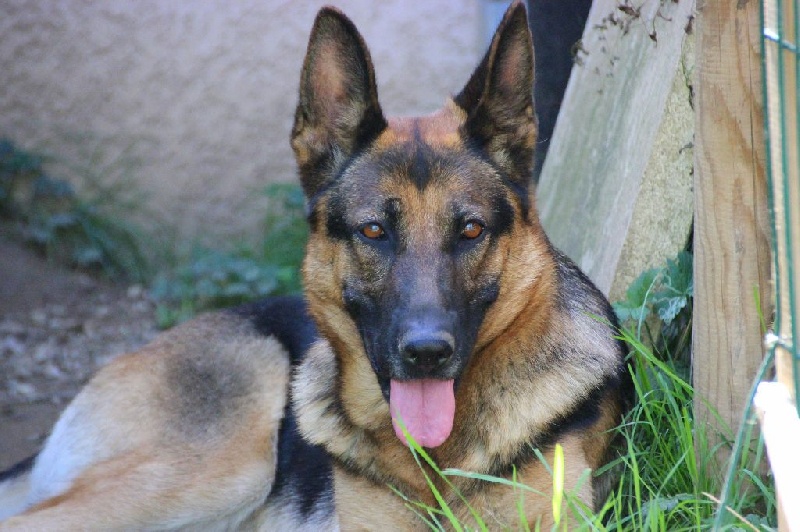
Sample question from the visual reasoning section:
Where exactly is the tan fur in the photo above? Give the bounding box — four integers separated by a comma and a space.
329, 433, 593, 531
1, 314, 290, 530
334, 469, 420, 531
377, 102, 468, 150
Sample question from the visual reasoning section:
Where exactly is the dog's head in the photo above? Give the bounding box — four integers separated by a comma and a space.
294, 2, 551, 448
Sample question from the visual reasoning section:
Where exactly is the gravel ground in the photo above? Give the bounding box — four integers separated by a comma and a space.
0, 235, 159, 470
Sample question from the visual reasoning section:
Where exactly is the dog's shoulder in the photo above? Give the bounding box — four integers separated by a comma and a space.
227, 295, 318, 364
231, 298, 337, 527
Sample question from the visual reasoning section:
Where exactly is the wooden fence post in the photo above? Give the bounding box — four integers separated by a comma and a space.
692, 0, 772, 471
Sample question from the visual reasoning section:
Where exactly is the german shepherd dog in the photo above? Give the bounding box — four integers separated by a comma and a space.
0, 2, 632, 529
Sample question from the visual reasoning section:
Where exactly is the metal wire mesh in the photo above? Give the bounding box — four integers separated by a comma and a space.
762, 0, 800, 413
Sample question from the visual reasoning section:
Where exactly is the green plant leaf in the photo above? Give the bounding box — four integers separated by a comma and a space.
654, 296, 687, 325
663, 251, 693, 297
625, 268, 660, 306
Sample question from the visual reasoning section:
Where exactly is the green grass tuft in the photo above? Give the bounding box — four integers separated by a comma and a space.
0, 138, 150, 281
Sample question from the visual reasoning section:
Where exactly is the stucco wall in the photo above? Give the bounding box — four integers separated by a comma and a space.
0, 1, 483, 245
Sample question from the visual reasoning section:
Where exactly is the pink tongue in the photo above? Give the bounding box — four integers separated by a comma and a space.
390, 379, 455, 448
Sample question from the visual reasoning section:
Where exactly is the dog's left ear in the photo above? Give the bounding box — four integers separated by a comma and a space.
454, 1, 536, 188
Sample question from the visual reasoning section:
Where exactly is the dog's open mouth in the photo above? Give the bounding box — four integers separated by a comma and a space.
389, 379, 455, 448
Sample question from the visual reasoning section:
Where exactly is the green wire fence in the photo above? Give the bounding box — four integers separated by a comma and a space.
757, 0, 800, 527
762, 0, 800, 413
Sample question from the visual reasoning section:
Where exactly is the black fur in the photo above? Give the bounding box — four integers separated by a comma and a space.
551, 250, 635, 414
166, 354, 253, 439
231, 298, 334, 518
0, 454, 36, 483
232, 297, 318, 365
271, 403, 334, 517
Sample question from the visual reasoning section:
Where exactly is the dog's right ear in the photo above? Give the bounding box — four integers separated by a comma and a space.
291, 7, 387, 198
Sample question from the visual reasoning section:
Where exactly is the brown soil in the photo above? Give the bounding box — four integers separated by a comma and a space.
0, 233, 159, 470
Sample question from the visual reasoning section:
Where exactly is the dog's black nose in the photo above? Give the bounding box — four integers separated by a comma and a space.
401, 337, 454, 371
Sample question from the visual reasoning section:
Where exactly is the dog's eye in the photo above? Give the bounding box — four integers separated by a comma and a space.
360, 223, 386, 240
461, 221, 484, 240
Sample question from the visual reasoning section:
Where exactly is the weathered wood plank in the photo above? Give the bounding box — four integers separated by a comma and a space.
607, 37, 695, 302
692, 0, 771, 465
536, 0, 695, 296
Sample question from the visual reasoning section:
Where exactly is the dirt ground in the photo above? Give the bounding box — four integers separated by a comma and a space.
0, 233, 159, 471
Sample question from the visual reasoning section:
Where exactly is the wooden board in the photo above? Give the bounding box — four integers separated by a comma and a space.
692, 0, 771, 466
536, 0, 695, 296
607, 38, 694, 302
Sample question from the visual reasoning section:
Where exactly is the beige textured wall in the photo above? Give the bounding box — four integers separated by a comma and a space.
0, 0, 482, 245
